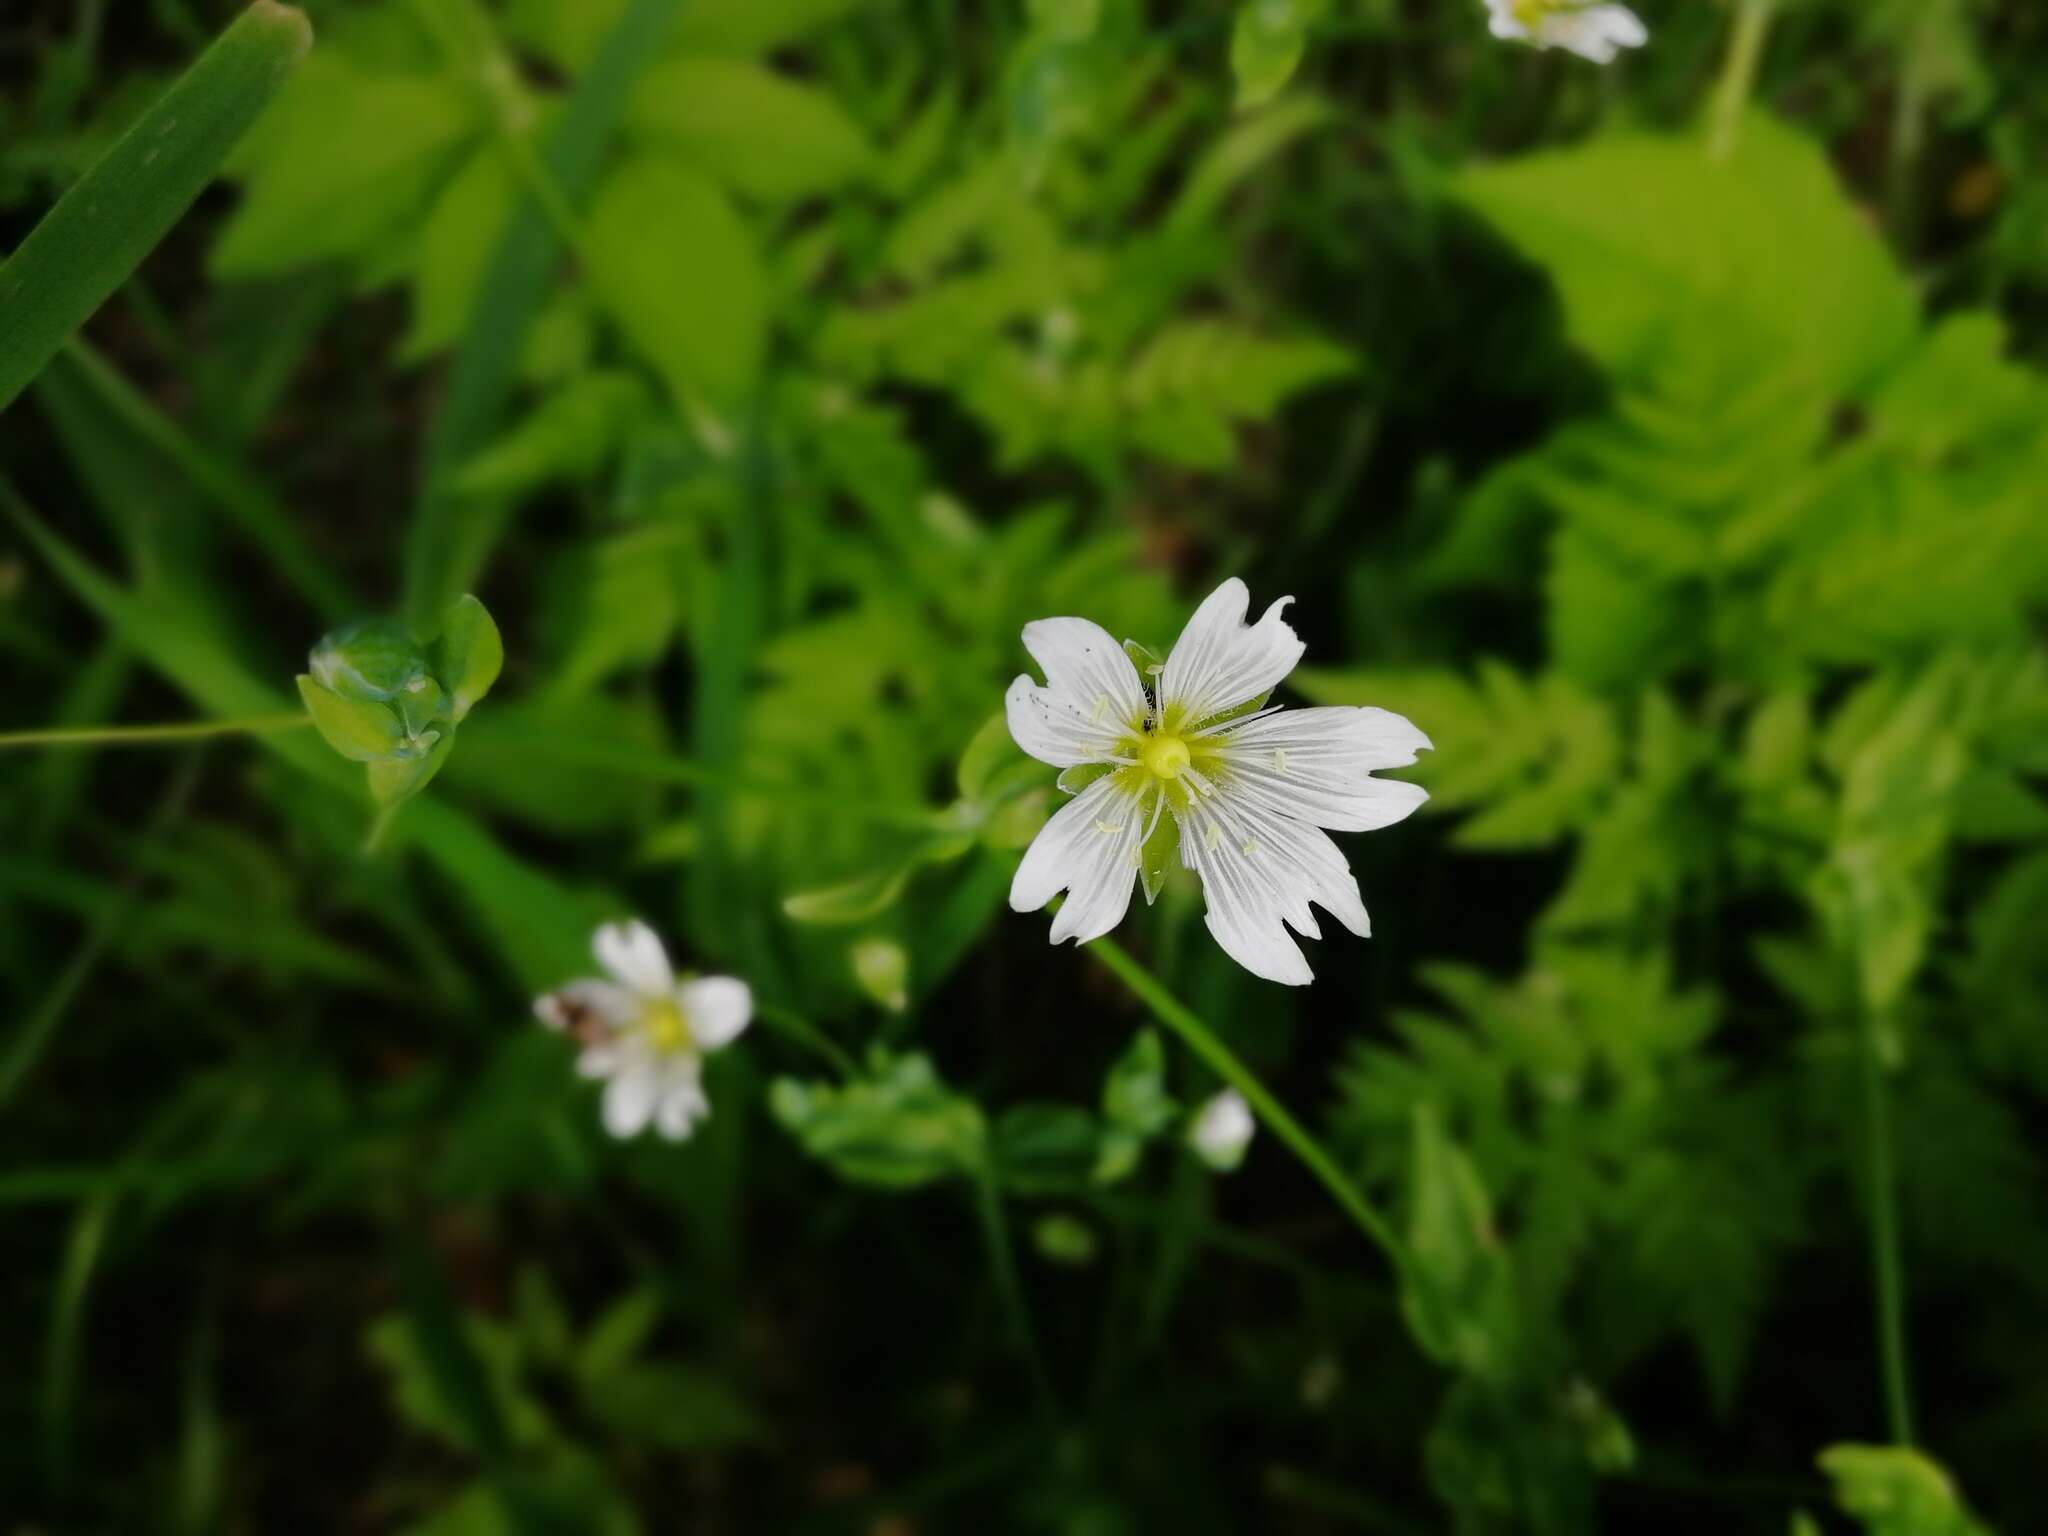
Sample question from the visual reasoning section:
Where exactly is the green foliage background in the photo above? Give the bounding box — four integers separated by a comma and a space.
2, 0, 2045, 1530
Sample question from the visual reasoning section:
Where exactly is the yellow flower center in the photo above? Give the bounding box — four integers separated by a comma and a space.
1141, 733, 1192, 780
643, 997, 695, 1056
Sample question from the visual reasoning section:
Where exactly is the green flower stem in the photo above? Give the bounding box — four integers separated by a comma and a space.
1708, 0, 1773, 162
754, 1004, 856, 1079
0, 714, 309, 751
974, 1156, 1061, 1424
1860, 1013, 1916, 1445
1088, 937, 1407, 1271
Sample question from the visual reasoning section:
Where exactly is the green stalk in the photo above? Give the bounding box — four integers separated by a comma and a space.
1707, 0, 1773, 163
0, 3, 313, 413
975, 1158, 1060, 1423
1860, 1014, 1916, 1444
0, 715, 307, 751
1089, 937, 1406, 1270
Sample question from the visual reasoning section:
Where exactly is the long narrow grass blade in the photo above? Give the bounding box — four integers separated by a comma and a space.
0, 3, 313, 413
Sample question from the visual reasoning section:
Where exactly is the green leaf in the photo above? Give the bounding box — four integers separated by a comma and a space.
1817, 1445, 1992, 1536
996, 1103, 1103, 1193
1101, 1029, 1176, 1138
0, 2, 314, 412
404, 146, 518, 362
368, 733, 456, 809
782, 864, 913, 925
296, 674, 403, 763
770, 1051, 985, 1189
626, 57, 873, 203
583, 154, 767, 403
1452, 114, 1916, 394
451, 372, 650, 497
1401, 1108, 1517, 1381
212, 50, 477, 277
1230, 0, 1321, 110
430, 595, 505, 723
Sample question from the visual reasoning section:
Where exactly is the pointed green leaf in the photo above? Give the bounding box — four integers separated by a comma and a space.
431, 595, 505, 722
296, 675, 403, 763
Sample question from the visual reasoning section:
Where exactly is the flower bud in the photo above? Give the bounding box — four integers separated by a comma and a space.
297, 594, 503, 808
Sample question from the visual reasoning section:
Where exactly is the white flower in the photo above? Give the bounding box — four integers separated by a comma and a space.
1188, 1089, 1256, 1172
534, 919, 752, 1141
1005, 577, 1430, 985
1484, 0, 1646, 63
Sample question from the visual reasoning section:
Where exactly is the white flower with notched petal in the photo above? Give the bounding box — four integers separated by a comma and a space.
1484, 0, 1646, 63
1005, 578, 1430, 985
1188, 1088, 1256, 1172
534, 920, 752, 1141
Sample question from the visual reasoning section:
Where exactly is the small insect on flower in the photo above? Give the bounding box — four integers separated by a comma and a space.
535, 920, 752, 1142
1483, 0, 1647, 63
1188, 1088, 1256, 1173
1006, 578, 1431, 985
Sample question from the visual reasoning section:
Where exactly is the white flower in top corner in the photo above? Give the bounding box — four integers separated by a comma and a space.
1189, 1088, 1256, 1172
534, 919, 752, 1142
1485, 0, 1647, 63
1005, 577, 1431, 985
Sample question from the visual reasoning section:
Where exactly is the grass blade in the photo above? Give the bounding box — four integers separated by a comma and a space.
0, 3, 313, 413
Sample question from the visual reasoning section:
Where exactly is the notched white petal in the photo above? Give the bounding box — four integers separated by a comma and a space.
1177, 795, 1370, 986
593, 918, 675, 996
679, 975, 753, 1051
1010, 775, 1142, 947
1158, 578, 1306, 727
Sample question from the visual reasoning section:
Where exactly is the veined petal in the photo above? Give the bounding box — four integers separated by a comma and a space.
534, 978, 636, 1032
602, 1058, 661, 1138
1010, 774, 1143, 946
1007, 616, 1149, 767
679, 975, 752, 1051
1210, 706, 1431, 832
1177, 791, 1370, 986
654, 1060, 710, 1141
594, 919, 674, 996
1157, 579, 1305, 728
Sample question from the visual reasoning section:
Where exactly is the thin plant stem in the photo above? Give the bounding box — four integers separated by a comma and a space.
1859, 1013, 1916, 1444
0, 714, 308, 751
754, 1003, 856, 1079
1708, 0, 1773, 162
974, 1157, 1060, 1424
1088, 937, 1407, 1272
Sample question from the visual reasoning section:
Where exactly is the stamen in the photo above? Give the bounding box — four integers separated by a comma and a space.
1272, 750, 1288, 773
1203, 821, 1221, 851
1241, 838, 1258, 857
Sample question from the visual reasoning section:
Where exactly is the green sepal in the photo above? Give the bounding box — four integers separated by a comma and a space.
368, 731, 454, 808
1189, 687, 1275, 734
1137, 795, 1179, 905
297, 673, 403, 763
1122, 637, 1164, 682
1057, 761, 1114, 795
429, 593, 504, 723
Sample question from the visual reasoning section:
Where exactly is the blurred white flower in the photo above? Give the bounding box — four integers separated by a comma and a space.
535, 919, 752, 1141
1005, 578, 1430, 985
1189, 1088, 1256, 1172
1484, 0, 1646, 63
